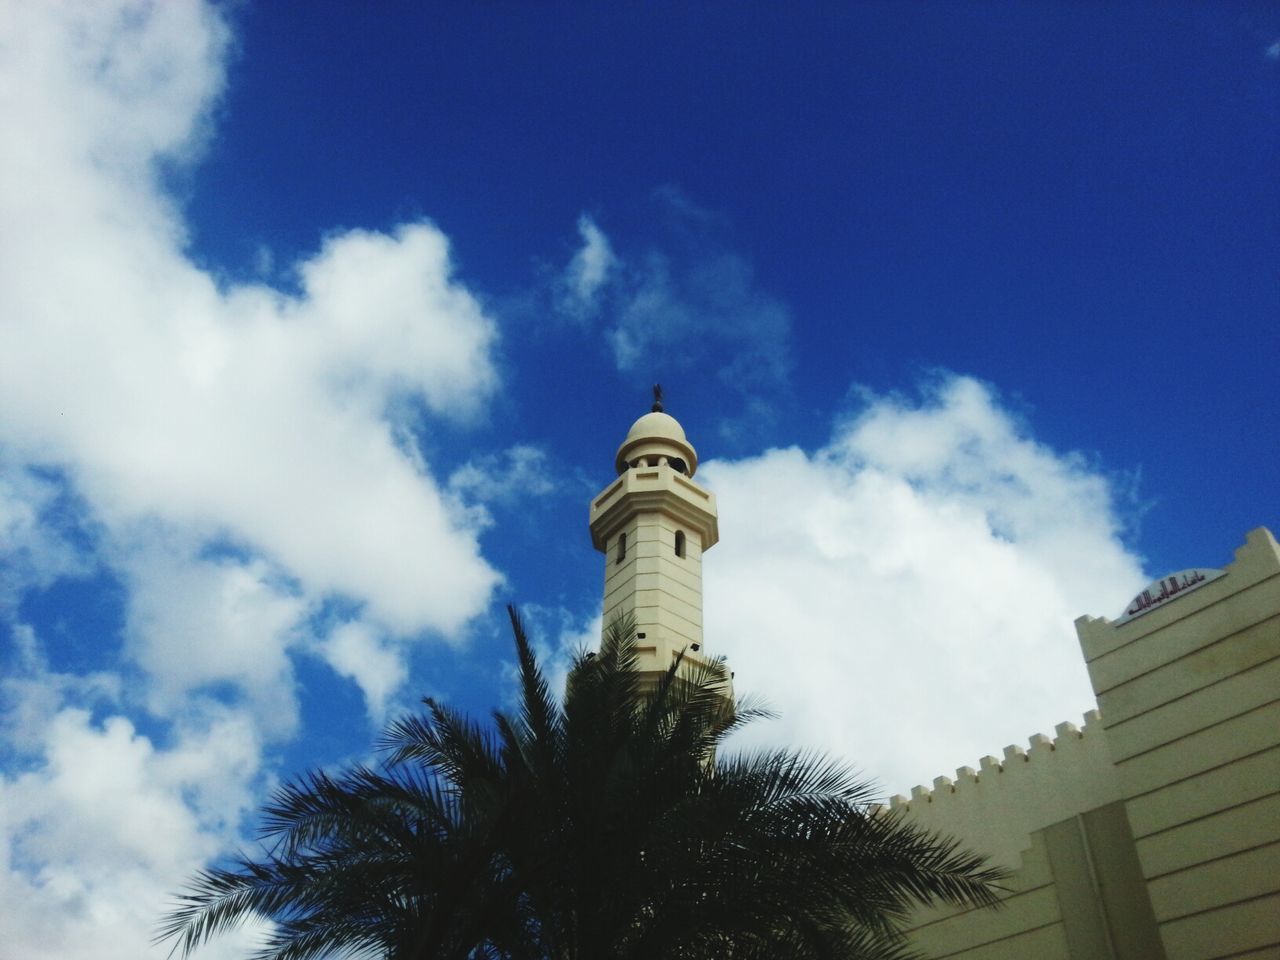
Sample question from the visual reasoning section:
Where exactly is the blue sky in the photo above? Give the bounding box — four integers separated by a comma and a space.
1, 3, 1277, 956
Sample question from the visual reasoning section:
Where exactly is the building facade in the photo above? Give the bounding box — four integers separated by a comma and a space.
894, 527, 1280, 960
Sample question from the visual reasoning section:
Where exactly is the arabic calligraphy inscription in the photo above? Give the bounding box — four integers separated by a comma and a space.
1115, 568, 1226, 624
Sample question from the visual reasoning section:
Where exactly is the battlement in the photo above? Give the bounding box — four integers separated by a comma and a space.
1075, 526, 1279, 662
887, 710, 1105, 809
882, 709, 1120, 869
890, 528, 1280, 958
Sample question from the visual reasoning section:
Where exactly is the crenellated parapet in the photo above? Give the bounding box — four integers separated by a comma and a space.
883, 709, 1121, 869
892, 528, 1280, 959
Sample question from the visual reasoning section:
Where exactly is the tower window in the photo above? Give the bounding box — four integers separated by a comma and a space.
616, 532, 627, 564
674, 530, 685, 558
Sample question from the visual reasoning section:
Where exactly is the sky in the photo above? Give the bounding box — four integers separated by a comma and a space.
0, 2, 1277, 957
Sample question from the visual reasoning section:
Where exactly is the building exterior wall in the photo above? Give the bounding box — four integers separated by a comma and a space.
601, 508, 707, 657
895, 527, 1280, 960
1077, 526, 1280, 960
903, 803, 1164, 960
886, 711, 1120, 871
905, 830, 1073, 960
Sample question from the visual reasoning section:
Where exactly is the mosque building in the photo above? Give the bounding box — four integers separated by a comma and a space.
593, 397, 1280, 960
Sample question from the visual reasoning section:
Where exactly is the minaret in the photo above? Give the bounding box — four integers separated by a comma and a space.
589, 387, 730, 694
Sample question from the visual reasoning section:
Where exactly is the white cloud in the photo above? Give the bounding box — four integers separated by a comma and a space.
449, 444, 555, 505
0, 2, 501, 642
119, 534, 307, 738
0, 711, 269, 960
1, 624, 122, 752
446, 444, 557, 537
0, 2, 508, 955
0, 461, 92, 612
559, 214, 616, 318
701, 376, 1146, 795
0, 642, 267, 960
0, 217, 501, 635
319, 620, 409, 724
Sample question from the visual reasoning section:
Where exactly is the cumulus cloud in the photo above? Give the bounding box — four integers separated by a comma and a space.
0, 461, 93, 612
0, 2, 507, 955
1, 625, 268, 959
319, 620, 410, 724
701, 376, 1146, 795
558, 214, 616, 319
0, 3, 500, 642
0, 706, 268, 960
0, 216, 501, 636
119, 535, 307, 737
1, 624, 121, 752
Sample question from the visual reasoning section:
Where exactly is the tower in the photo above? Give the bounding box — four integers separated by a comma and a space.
589, 388, 730, 693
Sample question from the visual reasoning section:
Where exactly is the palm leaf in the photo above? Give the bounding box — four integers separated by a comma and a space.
161, 606, 1005, 960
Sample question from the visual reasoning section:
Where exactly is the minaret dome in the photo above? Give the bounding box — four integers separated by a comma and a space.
614, 411, 699, 477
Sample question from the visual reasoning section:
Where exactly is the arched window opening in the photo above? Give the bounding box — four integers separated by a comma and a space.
616, 532, 627, 564
668, 457, 688, 476
674, 530, 685, 558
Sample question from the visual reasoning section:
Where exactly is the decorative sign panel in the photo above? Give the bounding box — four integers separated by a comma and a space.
1114, 568, 1226, 624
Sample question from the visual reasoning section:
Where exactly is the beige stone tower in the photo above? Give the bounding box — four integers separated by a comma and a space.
589, 389, 730, 693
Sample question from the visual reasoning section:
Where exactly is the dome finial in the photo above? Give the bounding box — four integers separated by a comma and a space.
651, 383, 664, 413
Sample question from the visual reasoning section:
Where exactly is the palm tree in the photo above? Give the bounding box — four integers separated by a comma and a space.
160, 608, 1004, 960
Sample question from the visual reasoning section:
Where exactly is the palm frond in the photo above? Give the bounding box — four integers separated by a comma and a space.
161, 605, 1006, 960
506, 604, 562, 775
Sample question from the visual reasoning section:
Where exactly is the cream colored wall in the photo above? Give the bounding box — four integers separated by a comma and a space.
890, 721, 1162, 960
904, 830, 1073, 960
895, 527, 1280, 960
601, 511, 707, 670
591, 455, 723, 687
1077, 527, 1280, 960
898, 801, 1164, 960
887, 711, 1120, 870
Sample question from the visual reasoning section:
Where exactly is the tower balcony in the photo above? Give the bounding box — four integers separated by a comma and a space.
589, 461, 719, 554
